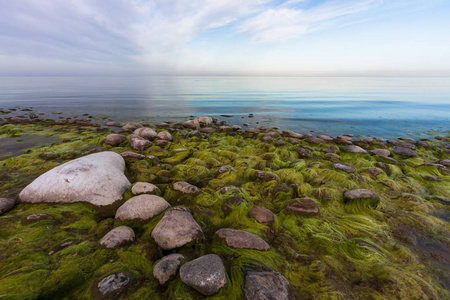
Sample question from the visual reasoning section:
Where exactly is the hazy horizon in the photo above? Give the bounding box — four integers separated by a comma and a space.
1, 0, 450, 77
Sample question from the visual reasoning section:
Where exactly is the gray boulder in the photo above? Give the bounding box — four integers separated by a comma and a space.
100, 226, 135, 249
115, 195, 170, 222
195, 116, 213, 126
122, 122, 143, 132
0, 198, 15, 215
216, 229, 270, 251
392, 146, 418, 157
104, 134, 127, 146
180, 254, 227, 296
340, 145, 368, 154
151, 207, 203, 250
184, 119, 200, 129
19, 152, 130, 207
129, 134, 152, 151
244, 269, 291, 300
134, 127, 157, 140
153, 254, 185, 285
157, 131, 173, 141
131, 182, 160, 195
344, 189, 379, 201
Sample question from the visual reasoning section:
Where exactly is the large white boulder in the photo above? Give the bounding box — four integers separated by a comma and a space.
19, 151, 130, 207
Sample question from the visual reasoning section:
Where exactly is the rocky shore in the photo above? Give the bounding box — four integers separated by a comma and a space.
0, 108, 449, 299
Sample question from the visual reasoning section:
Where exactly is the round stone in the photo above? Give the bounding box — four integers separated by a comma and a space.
115, 195, 170, 222
100, 226, 135, 249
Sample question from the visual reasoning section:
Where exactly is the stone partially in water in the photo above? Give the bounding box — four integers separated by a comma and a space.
179, 254, 227, 296
19, 152, 130, 207
216, 228, 270, 251
244, 269, 291, 300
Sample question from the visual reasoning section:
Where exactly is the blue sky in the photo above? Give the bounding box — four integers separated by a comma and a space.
1, 0, 449, 76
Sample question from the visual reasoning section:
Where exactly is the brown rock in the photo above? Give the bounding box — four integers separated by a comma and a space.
134, 127, 157, 140
244, 269, 291, 300
286, 137, 299, 145
249, 207, 274, 223
104, 134, 127, 146
375, 162, 392, 175
216, 228, 270, 251
324, 153, 340, 159
157, 131, 173, 141
294, 147, 312, 159
154, 139, 169, 146
317, 135, 333, 141
286, 198, 319, 216
370, 149, 391, 157
305, 137, 324, 144
129, 134, 152, 151
392, 146, 418, 157
333, 162, 356, 173
120, 152, 145, 159
340, 145, 368, 154
255, 172, 278, 182
387, 139, 416, 149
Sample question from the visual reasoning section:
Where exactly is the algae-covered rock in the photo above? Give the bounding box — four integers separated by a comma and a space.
244, 269, 291, 300
115, 195, 170, 222
153, 253, 185, 285
19, 151, 130, 207
21, 213, 55, 225
222, 196, 244, 216
0, 197, 15, 215
343, 189, 380, 209
100, 226, 135, 249
216, 228, 270, 251
97, 272, 135, 298
151, 207, 203, 250
179, 254, 227, 296
333, 162, 356, 173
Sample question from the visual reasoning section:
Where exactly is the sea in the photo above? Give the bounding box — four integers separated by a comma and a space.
0, 76, 449, 139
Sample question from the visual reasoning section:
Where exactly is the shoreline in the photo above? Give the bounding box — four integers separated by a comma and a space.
0, 108, 449, 299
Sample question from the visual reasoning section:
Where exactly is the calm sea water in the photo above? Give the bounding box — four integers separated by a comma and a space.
0, 76, 449, 138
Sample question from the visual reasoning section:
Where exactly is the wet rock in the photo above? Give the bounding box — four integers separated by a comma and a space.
184, 119, 200, 129
286, 198, 319, 216
100, 226, 135, 249
154, 139, 169, 146
340, 145, 368, 154
120, 152, 145, 159
0, 198, 15, 215
122, 122, 143, 132
282, 130, 304, 139
294, 147, 312, 159
200, 127, 216, 133
180, 254, 227, 296
249, 206, 274, 223
317, 135, 333, 141
129, 134, 152, 151
222, 196, 244, 216
134, 127, 157, 140
322, 146, 339, 153
173, 181, 202, 195
157, 131, 173, 141
260, 135, 274, 142
216, 228, 270, 251
333, 162, 356, 173
196, 116, 213, 126
19, 152, 130, 207
219, 126, 231, 131
115, 195, 170, 222
219, 185, 241, 194
244, 269, 291, 300
153, 254, 185, 286
255, 172, 278, 182
305, 137, 324, 144
387, 139, 416, 149
325, 153, 340, 159
151, 207, 203, 250
131, 182, 160, 195
398, 137, 414, 142
392, 146, 418, 157
344, 189, 379, 201
361, 137, 374, 143
21, 213, 55, 225
218, 166, 232, 174
97, 272, 134, 298
275, 140, 287, 146
104, 134, 127, 146
370, 149, 391, 157
232, 125, 242, 131
286, 137, 299, 145
375, 162, 392, 175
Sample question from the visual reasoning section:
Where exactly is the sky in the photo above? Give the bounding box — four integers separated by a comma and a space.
1, 0, 450, 76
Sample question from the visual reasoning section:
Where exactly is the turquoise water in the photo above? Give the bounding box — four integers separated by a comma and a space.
0, 76, 449, 138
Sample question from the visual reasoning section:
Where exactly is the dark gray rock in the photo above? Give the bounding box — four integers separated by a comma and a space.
392, 146, 418, 157
104, 134, 127, 146
153, 254, 185, 285
179, 254, 227, 296
97, 272, 133, 298
255, 172, 278, 182
100, 226, 135, 249
216, 228, 270, 251
0, 198, 15, 215
244, 269, 291, 300
222, 196, 244, 216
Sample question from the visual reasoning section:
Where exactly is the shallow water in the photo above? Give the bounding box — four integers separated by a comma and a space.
0, 76, 449, 138
0, 135, 59, 159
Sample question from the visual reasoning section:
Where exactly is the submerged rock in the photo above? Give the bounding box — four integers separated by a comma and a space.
244, 269, 291, 300
179, 254, 227, 296
115, 195, 170, 222
216, 229, 270, 251
0, 198, 15, 215
151, 207, 203, 250
153, 254, 185, 286
100, 226, 135, 249
19, 152, 130, 207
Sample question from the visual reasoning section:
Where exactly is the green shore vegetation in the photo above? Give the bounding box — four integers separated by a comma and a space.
0, 115, 449, 299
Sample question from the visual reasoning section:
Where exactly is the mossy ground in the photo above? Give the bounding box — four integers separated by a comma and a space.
0, 115, 449, 299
